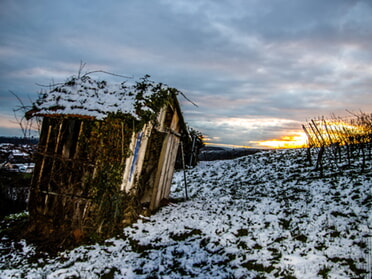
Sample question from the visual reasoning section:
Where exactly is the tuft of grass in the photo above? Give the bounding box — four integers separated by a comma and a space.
294, 234, 308, 243
274, 267, 297, 279
242, 260, 275, 273
252, 243, 263, 250
318, 265, 331, 279
279, 218, 291, 230
100, 267, 120, 279
169, 228, 202, 241
328, 257, 368, 276
237, 240, 248, 250
268, 247, 282, 263
235, 228, 249, 237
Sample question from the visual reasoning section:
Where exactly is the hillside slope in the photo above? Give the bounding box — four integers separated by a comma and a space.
1, 148, 371, 278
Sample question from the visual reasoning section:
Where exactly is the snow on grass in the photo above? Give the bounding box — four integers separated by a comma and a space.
1, 148, 371, 278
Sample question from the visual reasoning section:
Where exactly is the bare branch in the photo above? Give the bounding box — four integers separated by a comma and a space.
83, 70, 133, 79
35, 82, 66, 88
78, 60, 86, 79
9, 90, 26, 109
10, 90, 39, 140
178, 91, 198, 107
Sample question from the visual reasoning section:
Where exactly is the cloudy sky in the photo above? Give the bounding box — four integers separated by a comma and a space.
1, 0, 371, 148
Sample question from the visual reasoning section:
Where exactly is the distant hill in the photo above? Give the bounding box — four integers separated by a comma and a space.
198, 146, 266, 161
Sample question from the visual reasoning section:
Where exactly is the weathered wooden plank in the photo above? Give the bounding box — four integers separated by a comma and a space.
150, 133, 170, 211
36, 122, 52, 188
150, 117, 181, 210
121, 123, 152, 193
161, 134, 180, 200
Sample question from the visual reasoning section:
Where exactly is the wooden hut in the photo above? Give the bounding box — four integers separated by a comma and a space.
26, 74, 189, 245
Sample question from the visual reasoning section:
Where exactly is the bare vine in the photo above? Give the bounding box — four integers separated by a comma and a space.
10, 90, 41, 141
303, 111, 372, 174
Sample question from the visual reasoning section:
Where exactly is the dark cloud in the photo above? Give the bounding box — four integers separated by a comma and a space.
0, 0, 371, 147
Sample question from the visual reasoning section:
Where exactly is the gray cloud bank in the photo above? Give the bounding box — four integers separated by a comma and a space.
1, 0, 371, 146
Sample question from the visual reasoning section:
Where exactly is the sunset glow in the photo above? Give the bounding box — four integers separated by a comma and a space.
256, 132, 308, 149
303, 117, 371, 147
203, 131, 309, 149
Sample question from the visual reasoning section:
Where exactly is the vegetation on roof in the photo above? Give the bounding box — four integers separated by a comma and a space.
28, 74, 184, 124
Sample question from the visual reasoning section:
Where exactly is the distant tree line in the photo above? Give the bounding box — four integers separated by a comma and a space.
0, 136, 39, 145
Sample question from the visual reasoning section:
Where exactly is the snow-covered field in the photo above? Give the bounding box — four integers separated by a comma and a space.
1, 148, 371, 278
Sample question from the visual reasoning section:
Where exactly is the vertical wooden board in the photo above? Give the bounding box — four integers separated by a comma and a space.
121, 131, 138, 191
45, 118, 61, 154
28, 119, 50, 218
170, 111, 180, 132
71, 198, 83, 229
73, 121, 84, 160
162, 135, 180, 199
131, 124, 152, 192
54, 119, 64, 154
43, 192, 55, 217
121, 124, 152, 193
59, 160, 72, 195
150, 131, 178, 211
158, 135, 174, 202
71, 161, 85, 197
150, 112, 181, 210
46, 119, 63, 194
35, 123, 53, 190
138, 130, 164, 205
149, 134, 169, 211
28, 187, 44, 217
39, 157, 53, 192
61, 119, 81, 159
156, 107, 167, 131
38, 117, 51, 149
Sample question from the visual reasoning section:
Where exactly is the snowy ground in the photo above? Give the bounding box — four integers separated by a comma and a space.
1, 148, 371, 278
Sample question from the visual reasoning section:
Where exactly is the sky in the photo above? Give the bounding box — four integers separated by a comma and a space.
0, 0, 371, 148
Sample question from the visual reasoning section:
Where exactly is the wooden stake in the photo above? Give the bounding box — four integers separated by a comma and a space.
180, 141, 188, 201
189, 134, 196, 167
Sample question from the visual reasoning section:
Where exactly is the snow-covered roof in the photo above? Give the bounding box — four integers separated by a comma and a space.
27, 75, 178, 120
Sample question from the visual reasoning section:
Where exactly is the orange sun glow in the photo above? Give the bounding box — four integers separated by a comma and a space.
257, 132, 308, 149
